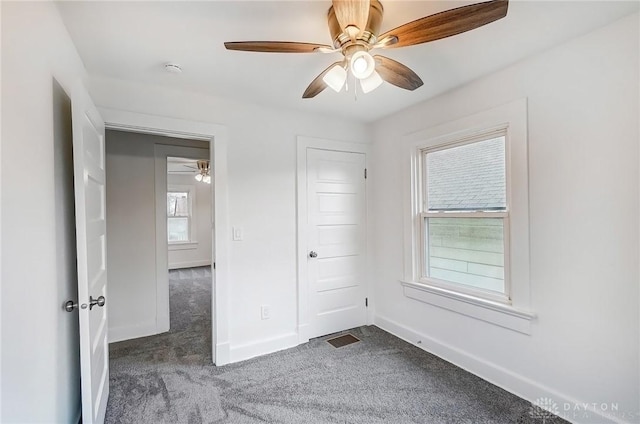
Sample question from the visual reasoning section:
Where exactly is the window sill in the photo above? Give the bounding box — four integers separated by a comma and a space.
400, 280, 535, 334
168, 241, 198, 251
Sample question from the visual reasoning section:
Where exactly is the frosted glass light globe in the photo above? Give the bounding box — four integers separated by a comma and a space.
322, 64, 347, 92
350, 51, 375, 80
352, 57, 368, 74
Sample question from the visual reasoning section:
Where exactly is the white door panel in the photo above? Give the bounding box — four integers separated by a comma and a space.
317, 256, 361, 287
72, 82, 109, 424
316, 287, 362, 313
307, 148, 366, 339
318, 224, 358, 244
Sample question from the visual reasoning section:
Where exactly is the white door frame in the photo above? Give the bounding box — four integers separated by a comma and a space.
296, 136, 373, 344
99, 108, 231, 365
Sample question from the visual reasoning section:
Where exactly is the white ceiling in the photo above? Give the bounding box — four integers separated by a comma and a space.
56, 1, 638, 123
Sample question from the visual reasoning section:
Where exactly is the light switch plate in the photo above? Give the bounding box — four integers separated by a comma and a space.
232, 227, 243, 241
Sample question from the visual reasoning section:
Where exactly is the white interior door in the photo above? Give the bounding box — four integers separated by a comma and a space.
307, 148, 367, 339
72, 83, 109, 424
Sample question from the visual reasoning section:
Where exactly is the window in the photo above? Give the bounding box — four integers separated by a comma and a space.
420, 134, 509, 302
402, 99, 533, 334
167, 190, 191, 243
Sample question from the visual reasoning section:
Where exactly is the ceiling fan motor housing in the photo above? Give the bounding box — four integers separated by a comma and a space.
328, 0, 384, 49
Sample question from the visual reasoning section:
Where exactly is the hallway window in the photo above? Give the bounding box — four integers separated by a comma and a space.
167, 190, 192, 242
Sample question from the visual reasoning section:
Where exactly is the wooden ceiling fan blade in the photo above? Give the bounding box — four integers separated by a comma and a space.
332, 0, 371, 38
224, 41, 333, 53
377, 0, 508, 49
302, 61, 343, 99
374, 55, 423, 91
372, 35, 398, 49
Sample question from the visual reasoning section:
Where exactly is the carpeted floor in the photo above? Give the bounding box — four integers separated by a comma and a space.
109, 266, 213, 365
106, 267, 562, 424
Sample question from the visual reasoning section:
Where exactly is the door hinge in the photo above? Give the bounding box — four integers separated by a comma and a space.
365, 297, 368, 307
364, 168, 367, 179
213, 262, 216, 270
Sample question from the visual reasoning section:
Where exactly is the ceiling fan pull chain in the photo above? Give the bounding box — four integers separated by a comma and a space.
354, 74, 358, 101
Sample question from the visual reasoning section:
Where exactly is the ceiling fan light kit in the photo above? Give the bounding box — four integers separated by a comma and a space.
194, 160, 211, 184
224, 0, 509, 99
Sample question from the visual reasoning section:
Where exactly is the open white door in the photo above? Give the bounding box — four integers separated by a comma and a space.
72, 82, 109, 424
306, 148, 367, 339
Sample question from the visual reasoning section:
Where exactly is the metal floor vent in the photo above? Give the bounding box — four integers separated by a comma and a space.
327, 333, 360, 348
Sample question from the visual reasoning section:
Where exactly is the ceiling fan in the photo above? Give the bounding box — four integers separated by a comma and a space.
180, 160, 212, 183
224, 0, 509, 98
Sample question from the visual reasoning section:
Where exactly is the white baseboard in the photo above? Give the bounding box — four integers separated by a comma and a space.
228, 332, 299, 364
168, 259, 212, 270
109, 320, 160, 343
297, 324, 310, 345
374, 314, 627, 424
215, 341, 231, 366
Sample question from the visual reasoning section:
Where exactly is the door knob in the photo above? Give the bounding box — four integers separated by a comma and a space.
89, 295, 106, 310
309, 251, 318, 258
65, 296, 104, 312
64, 300, 78, 312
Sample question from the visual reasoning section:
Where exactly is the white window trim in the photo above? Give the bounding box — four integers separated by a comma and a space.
167, 184, 198, 245
401, 98, 535, 334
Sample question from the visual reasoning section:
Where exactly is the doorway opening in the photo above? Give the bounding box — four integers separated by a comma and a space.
96, 109, 230, 366
105, 131, 214, 364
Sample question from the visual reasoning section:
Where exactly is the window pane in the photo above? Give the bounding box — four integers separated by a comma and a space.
168, 217, 189, 242
167, 192, 189, 217
426, 217, 505, 294
426, 137, 506, 211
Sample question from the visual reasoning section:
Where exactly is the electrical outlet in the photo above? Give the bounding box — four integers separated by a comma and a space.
261, 305, 271, 320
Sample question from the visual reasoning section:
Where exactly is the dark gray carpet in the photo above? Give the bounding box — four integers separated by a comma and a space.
109, 266, 212, 365
106, 267, 563, 424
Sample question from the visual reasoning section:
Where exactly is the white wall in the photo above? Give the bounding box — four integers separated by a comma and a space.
167, 173, 212, 270
0, 1, 3, 418
91, 77, 370, 360
371, 14, 639, 424
1, 2, 87, 422
106, 130, 209, 341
